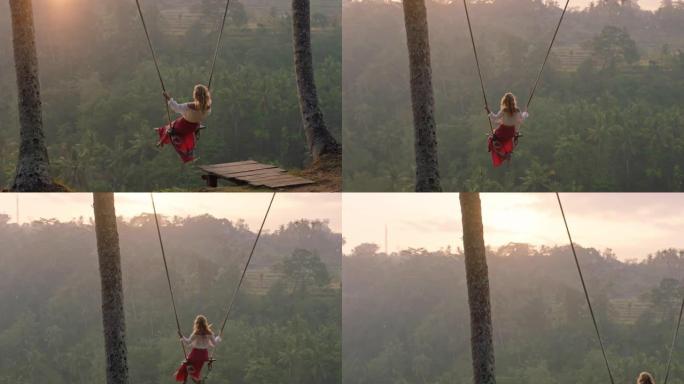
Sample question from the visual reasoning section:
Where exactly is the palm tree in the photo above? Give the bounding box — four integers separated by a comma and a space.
459, 192, 495, 384
9, 0, 56, 191
93, 193, 130, 384
292, 0, 341, 162
402, 0, 441, 192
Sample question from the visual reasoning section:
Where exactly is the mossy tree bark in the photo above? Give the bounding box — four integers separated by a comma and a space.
460, 192, 496, 384
9, 0, 54, 191
403, 0, 441, 192
292, 0, 341, 162
93, 193, 130, 384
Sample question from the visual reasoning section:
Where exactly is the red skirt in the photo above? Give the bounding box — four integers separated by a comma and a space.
156, 117, 200, 163
488, 124, 518, 167
174, 348, 210, 382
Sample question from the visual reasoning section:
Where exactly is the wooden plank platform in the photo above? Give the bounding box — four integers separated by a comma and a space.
198, 160, 315, 189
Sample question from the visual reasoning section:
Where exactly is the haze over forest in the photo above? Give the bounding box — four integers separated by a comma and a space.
0, 0, 341, 190
343, 0, 684, 191
344, 242, 684, 383
0, 215, 342, 383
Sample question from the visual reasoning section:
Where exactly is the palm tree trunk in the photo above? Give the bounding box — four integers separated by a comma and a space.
403, 0, 441, 192
93, 193, 130, 384
459, 192, 495, 384
9, 0, 54, 191
292, 0, 340, 162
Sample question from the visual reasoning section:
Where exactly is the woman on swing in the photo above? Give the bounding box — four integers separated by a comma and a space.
174, 315, 222, 383
157, 84, 212, 163
485, 92, 529, 167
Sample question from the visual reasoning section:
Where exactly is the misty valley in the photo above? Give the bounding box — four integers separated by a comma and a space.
344, 243, 684, 383
0, 213, 341, 383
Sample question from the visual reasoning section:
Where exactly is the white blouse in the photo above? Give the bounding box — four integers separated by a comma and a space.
181, 333, 222, 350
489, 110, 529, 127
168, 99, 211, 124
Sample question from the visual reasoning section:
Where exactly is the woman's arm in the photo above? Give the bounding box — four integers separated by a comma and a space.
519, 111, 529, 125
179, 333, 194, 346
488, 110, 502, 124
212, 334, 222, 346
168, 98, 190, 114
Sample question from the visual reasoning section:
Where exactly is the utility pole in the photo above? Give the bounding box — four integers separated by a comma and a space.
384, 224, 388, 255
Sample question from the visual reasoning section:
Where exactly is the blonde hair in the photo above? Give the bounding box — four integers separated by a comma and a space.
500, 92, 519, 116
638, 372, 655, 384
193, 84, 212, 113
193, 315, 214, 336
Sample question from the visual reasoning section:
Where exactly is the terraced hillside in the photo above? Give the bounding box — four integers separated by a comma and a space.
553, 43, 674, 71
159, 0, 339, 13
158, 0, 340, 36
610, 297, 681, 325
243, 267, 342, 296
553, 44, 593, 71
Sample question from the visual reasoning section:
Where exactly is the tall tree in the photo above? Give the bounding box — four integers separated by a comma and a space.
280, 249, 331, 294
292, 0, 341, 162
9, 0, 55, 191
591, 25, 640, 70
93, 193, 129, 384
459, 192, 495, 384
403, 0, 441, 192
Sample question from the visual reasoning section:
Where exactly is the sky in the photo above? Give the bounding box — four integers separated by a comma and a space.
3, 193, 683, 260
0, 193, 341, 234
342, 193, 684, 261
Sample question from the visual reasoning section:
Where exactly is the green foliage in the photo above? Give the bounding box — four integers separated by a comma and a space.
344, 245, 684, 383
0, 0, 341, 191
279, 249, 332, 294
343, 0, 684, 191
0, 216, 341, 383
592, 25, 640, 69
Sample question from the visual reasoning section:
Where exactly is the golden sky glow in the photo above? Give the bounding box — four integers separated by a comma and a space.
0, 193, 341, 234
342, 193, 684, 261
2, 193, 682, 260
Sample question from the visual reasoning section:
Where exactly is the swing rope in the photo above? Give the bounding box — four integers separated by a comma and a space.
556, 193, 615, 384
202, 192, 276, 381
662, 293, 684, 384
526, 0, 570, 110
208, 0, 232, 89
134, 0, 173, 130
218, 192, 276, 336
151, 193, 187, 359
461, 0, 571, 130
135, 0, 232, 116
462, 0, 493, 135
558, 193, 684, 384
152, 192, 276, 378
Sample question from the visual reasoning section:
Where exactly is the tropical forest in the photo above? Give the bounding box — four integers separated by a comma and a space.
0, 0, 341, 191
344, 242, 684, 384
343, 0, 684, 191
0, 204, 341, 383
